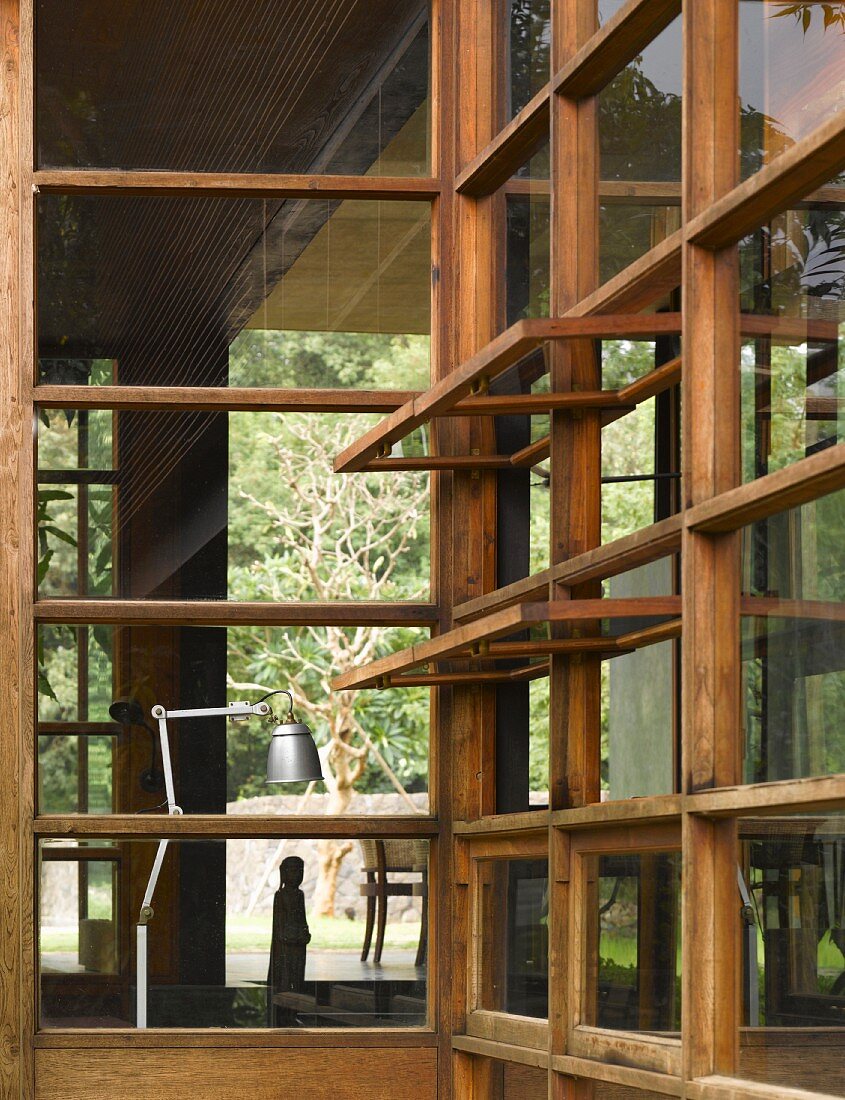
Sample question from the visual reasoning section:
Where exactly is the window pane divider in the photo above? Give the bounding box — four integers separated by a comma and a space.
32, 599, 439, 627
32, 170, 441, 201
454, 83, 550, 197
34, 814, 439, 839
33, 386, 420, 414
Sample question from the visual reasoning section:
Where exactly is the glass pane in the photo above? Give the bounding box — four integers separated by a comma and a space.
36, 1, 430, 174
40, 837, 428, 1028
739, 177, 845, 483
603, 559, 678, 800
505, 0, 552, 121
40, 854, 119, 994
505, 143, 551, 331
738, 812, 845, 1094
739, 0, 845, 180
478, 857, 548, 1018
599, 16, 682, 283
602, 338, 682, 544
583, 851, 681, 1033
741, 487, 845, 784
36, 409, 429, 601
37, 195, 431, 388
37, 624, 430, 814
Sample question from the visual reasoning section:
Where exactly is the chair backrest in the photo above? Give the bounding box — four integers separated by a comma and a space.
358, 839, 379, 871
383, 838, 428, 872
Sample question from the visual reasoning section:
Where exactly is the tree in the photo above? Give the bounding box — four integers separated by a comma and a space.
226, 410, 430, 915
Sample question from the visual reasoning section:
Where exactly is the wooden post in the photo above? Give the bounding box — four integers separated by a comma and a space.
0, 0, 22, 1096
681, 0, 741, 1081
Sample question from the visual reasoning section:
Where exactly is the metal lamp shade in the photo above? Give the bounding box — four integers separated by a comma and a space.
266, 721, 323, 783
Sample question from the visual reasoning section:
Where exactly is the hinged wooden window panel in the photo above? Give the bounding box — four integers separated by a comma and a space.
565, 822, 682, 1077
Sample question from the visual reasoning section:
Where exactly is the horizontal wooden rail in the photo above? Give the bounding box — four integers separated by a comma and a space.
34, 815, 439, 838
551, 1054, 683, 1096
332, 597, 682, 689
553, 0, 681, 99
452, 389, 633, 416
367, 455, 511, 471
686, 773, 845, 817
739, 597, 845, 622
685, 443, 845, 532
510, 355, 683, 466
33, 386, 419, 414
455, 85, 550, 196
334, 314, 682, 473
32, 170, 440, 200
454, 514, 683, 622
33, 599, 439, 627
685, 111, 845, 249
568, 230, 683, 316
36, 1031, 439, 1050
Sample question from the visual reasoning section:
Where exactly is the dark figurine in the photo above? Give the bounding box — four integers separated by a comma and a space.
267, 855, 311, 1026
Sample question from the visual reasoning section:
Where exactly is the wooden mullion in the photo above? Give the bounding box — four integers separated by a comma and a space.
32, 170, 440, 200
455, 84, 551, 197
553, 0, 681, 99
32, 599, 439, 627
681, 0, 742, 1088
686, 111, 845, 250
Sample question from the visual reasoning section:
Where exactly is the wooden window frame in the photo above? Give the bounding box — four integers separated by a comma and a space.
464, 830, 550, 1052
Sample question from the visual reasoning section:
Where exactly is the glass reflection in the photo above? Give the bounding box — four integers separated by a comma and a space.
741, 487, 845, 784
37, 624, 430, 815
478, 858, 549, 1018
36, 409, 430, 601
506, 0, 552, 121
37, 195, 431, 388
740, 0, 845, 179
39, 837, 428, 1028
599, 17, 682, 282
739, 179, 845, 483
584, 851, 681, 1033
738, 813, 845, 1094
37, 0, 430, 174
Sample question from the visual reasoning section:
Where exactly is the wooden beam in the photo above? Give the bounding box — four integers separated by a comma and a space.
550, 793, 683, 829
455, 84, 550, 197
367, 455, 512, 471
551, 1053, 684, 1095
553, 0, 681, 99
32, 600, 440, 627
686, 442, 845, 533
453, 514, 683, 623
334, 314, 682, 472
450, 389, 632, 415
34, 815, 439, 838
510, 436, 551, 467
32, 170, 440, 201
568, 230, 682, 316
33, 386, 418, 414
686, 111, 845, 250
332, 597, 682, 689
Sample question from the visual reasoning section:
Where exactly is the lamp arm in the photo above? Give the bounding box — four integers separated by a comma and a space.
136, 838, 169, 1028
149, 700, 273, 816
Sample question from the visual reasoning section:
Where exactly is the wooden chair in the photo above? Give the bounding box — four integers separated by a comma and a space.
359, 839, 428, 967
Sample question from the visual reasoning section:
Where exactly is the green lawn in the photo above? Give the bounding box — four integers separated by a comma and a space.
41, 914, 423, 956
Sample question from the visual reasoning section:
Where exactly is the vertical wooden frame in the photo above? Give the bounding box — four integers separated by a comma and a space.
681, 0, 741, 1086
0, 0, 23, 1095
549, 0, 600, 1091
